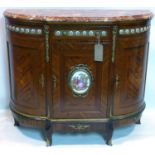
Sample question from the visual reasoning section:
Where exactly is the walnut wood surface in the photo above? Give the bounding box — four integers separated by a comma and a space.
7, 31, 46, 116
5, 13, 152, 145
113, 33, 149, 115
51, 35, 112, 118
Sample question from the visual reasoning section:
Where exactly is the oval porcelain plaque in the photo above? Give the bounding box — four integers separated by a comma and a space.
68, 64, 93, 96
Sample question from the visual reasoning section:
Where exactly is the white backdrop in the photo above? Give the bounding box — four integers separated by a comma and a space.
0, 1, 155, 154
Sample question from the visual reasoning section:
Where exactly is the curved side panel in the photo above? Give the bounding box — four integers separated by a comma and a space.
7, 23, 46, 116
113, 26, 150, 115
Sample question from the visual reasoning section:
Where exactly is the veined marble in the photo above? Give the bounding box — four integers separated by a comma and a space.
4, 9, 153, 22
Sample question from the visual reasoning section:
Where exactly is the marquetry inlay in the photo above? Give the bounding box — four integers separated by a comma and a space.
54, 30, 107, 37
119, 26, 150, 35
6, 24, 42, 35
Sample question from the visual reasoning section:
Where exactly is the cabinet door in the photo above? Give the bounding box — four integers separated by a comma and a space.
51, 37, 112, 119
113, 35, 149, 115
8, 32, 46, 116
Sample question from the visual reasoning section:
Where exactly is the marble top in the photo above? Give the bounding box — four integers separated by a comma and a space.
4, 9, 153, 22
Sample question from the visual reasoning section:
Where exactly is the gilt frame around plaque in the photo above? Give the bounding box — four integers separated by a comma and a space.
68, 64, 93, 97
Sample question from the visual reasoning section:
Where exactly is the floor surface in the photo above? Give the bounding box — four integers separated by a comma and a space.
0, 108, 155, 155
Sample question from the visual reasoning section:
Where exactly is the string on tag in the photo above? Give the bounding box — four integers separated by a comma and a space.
96, 32, 100, 44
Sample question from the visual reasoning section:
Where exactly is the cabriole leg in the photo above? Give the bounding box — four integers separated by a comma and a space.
135, 119, 141, 125
14, 118, 20, 126
43, 121, 52, 146
105, 122, 113, 146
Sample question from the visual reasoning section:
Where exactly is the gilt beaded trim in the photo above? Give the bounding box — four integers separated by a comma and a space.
119, 26, 150, 35
54, 30, 107, 37
6, 24, 42, 35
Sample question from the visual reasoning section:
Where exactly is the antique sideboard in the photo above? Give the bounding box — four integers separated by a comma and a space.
4, 9, 153, 146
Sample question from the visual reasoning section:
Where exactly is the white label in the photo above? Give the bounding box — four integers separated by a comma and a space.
94, 43, 104, 61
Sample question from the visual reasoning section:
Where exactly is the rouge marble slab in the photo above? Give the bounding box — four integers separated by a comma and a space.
4, 9, 153, 23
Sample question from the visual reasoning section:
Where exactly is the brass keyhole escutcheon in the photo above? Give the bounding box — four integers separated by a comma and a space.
115, 74, 120, 88
52, 75, 57, 89
39, 73, 45, 88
